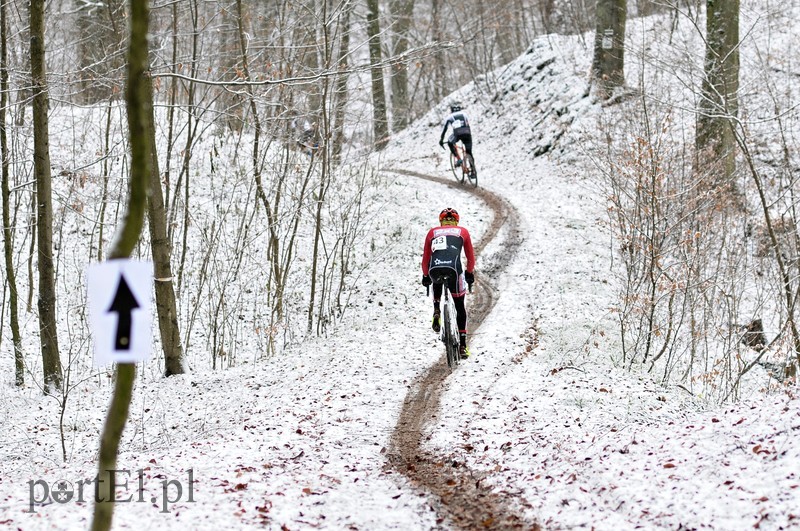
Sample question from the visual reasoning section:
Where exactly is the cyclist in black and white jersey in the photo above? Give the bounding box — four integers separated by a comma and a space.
438, 101, 473, 168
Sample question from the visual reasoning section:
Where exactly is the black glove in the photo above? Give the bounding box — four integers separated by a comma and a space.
465, 271, 475, 285
439, 139, 445, 148
422, 275, 432, 287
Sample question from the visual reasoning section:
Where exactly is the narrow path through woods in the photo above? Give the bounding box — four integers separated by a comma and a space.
387, 170, 538, 530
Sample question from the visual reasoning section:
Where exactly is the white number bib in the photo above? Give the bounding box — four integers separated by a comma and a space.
431, 236, 447, 251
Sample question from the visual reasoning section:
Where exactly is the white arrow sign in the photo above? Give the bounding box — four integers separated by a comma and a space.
87, 260, 153, 367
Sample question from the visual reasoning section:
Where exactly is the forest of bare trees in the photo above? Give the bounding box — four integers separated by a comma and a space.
0, 0, 623, 389
0, 0, 797, 408
0, 0, 585, 393
598, 1, 800, 402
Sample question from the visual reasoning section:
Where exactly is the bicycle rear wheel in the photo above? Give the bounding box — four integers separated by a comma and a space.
466, 154, 478, 188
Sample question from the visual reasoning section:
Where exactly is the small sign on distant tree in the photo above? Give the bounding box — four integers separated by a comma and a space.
602, 29, 614, 49
87, 260, 153, 367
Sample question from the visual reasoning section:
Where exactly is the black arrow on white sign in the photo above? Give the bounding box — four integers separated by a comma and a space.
107, 274, 139, 351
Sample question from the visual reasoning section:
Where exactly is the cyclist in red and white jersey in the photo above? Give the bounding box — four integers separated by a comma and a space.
421, 208, 476, 359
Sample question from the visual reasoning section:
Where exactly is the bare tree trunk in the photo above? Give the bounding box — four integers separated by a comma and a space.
173, 0, 199, 292
1, 0, 23, 386
75, 0, 125, 103
303, 2, 322, 118
366, 0, 389, 150
308, 0, 334, 334
97, 99, 114, 261
734, 128, 800, 369
144, 72, 185, 377
695, 0, 739, 182
432, 0, 447, 101
591, 0, 627, 98
91, 0, 151, 528
163, 0, 179, 215
390, 0, 414, 131
234, 0, 284, 323
26, 193, 35, 312
331, 1, 352, 164
307, 164, 331, 334
30, 0, 62, 392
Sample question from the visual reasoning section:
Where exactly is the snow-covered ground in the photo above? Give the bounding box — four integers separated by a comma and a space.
2, 8, 800, 531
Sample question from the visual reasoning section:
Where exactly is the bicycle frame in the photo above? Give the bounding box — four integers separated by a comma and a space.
448, 141, 478, 188
427, 267, 462, 369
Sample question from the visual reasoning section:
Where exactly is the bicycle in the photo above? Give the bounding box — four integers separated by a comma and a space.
427, 268, 468, 369
447, 141, 478, 188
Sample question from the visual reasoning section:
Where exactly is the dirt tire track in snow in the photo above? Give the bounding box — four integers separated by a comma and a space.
387, 169, 538, 530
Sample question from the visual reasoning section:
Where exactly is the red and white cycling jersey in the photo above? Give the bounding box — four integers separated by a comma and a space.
421, 225, 475, 278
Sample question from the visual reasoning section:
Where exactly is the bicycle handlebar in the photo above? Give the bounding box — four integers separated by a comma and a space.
424, 282, 473, 295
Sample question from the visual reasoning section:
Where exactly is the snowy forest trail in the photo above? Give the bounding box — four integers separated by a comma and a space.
386, 169, 537, 530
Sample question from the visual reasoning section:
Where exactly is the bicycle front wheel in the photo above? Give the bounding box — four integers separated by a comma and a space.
466, 154, 478, 188
442, 295, 459, 368
449, 152, 462, 184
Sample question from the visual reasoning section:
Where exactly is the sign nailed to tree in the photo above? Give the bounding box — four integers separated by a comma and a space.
87, 260, 153, 367
602, 29, 614, 50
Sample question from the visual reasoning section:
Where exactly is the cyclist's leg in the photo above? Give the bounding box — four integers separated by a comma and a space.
451, 269, 469, 355
447, 134, 459, 158
432, 282, 443, 309
452, 294, 469, 357
451, 270, 468, 298
452, 294, 467, 334
460, 133, 473, 157
431, 281, 444, 311
448, 275, 467, 333
430, 277, 444, 332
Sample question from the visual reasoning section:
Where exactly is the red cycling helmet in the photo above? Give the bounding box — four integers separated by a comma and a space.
439, 207, 460, 223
